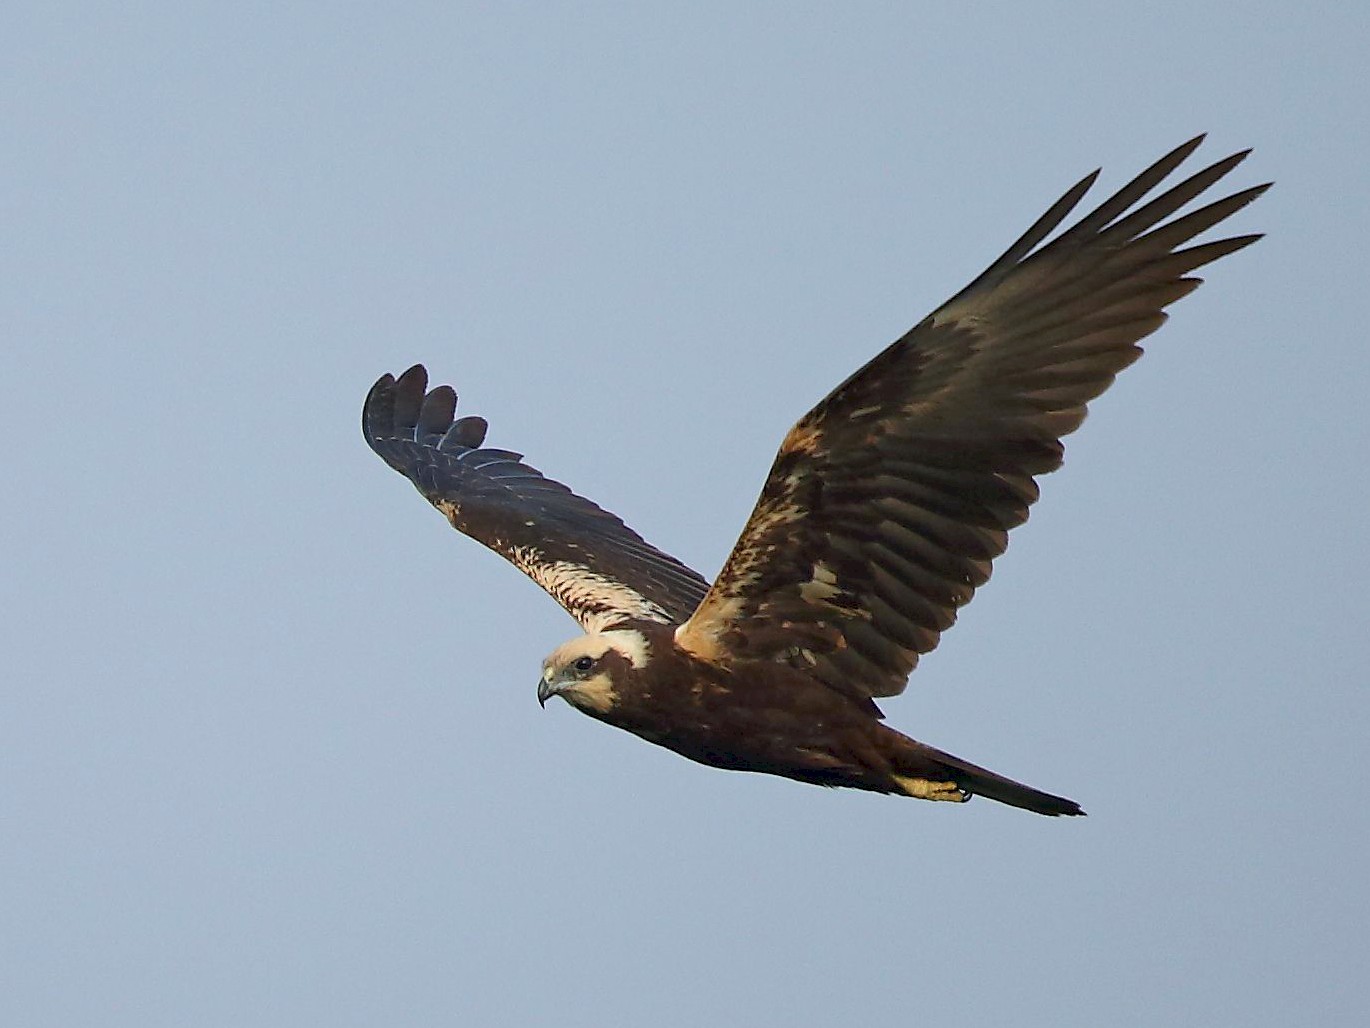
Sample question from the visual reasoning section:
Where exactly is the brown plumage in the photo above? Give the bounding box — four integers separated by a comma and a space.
539, 625, 1080, 814
368, 136, 1267, 816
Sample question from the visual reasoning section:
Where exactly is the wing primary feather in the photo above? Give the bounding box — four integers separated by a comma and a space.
417, 386, 456, 445
947, 171, 1098, 305
1098, 155, 1258, 245
1120, 184, 1271, 259
390, 365, 426, 436
1049, 134, 1209, 244
444, 416, 488, 450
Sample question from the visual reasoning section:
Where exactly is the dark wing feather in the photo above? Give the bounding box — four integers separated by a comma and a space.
364, 365, 709, 630
674, 136, 1267, 701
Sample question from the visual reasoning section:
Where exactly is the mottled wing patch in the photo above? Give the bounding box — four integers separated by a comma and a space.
507, 546, 672, 632
364, 366, 710, 630
676, 137, 1265, 700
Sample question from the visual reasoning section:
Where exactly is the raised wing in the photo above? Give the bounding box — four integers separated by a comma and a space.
364, 365, 710, 630
674, 136, 1267, 701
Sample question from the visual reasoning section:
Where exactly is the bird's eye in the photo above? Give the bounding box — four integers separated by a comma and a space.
573, 655, 595, 673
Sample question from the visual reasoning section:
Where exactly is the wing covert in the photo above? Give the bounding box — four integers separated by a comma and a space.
674, 136, 1267, 701
364, 365, 710, 630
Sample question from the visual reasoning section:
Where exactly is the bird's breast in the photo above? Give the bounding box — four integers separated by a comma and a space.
598, 652, 868, 771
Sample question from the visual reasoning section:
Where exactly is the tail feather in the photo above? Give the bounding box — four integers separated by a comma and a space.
904, 742, 1085, 817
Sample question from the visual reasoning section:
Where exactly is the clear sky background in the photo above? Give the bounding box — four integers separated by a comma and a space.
3, 4, 1366, 1026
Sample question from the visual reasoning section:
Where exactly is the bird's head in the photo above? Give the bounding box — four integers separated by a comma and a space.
538, 629, 651, 715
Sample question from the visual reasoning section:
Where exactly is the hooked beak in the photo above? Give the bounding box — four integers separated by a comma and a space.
537, 671, 560, 708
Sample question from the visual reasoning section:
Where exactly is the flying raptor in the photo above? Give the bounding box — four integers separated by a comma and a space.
363, 136, 1265, 816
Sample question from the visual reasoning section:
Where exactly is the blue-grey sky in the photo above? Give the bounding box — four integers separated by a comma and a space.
4, 4, 1366, 1026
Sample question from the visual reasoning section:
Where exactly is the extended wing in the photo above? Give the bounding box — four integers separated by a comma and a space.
674, 136, 1266, 701
364, 365, 709, 630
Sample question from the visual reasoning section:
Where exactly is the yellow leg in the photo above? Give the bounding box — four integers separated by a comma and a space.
892, 774, 969, 803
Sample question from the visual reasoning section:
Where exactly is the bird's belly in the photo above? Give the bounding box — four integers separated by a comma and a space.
614, 680, 863, 778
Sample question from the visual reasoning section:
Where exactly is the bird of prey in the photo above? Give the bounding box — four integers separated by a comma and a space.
363, 136, 1265, 816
